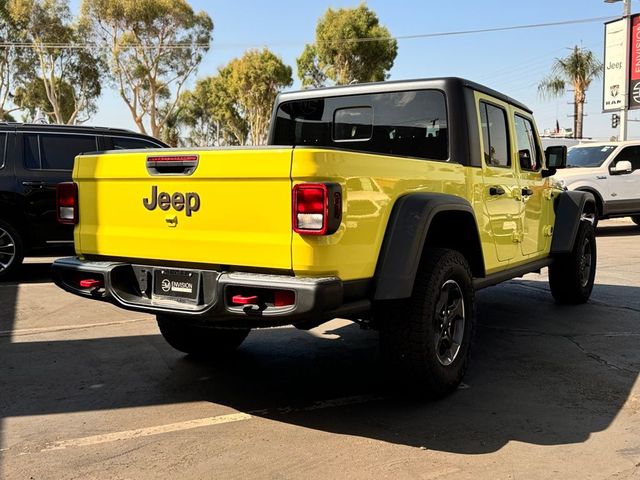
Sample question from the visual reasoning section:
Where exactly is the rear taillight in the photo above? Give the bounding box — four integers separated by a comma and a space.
292, 183, 342, 235
57, 182, 78, 225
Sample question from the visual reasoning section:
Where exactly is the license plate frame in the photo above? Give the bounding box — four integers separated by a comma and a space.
152, 268, 201, 303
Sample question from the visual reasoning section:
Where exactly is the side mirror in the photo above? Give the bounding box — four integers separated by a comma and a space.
610, 160, 632, 175
544, 145, 567, 169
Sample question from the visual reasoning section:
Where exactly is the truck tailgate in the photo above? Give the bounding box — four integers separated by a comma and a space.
74, 148, 293, 270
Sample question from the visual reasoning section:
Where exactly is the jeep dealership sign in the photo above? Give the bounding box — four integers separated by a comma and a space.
603, 18, 628, 112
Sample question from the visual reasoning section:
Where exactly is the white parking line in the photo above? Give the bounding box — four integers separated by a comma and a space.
1, 318, 149, 338
41, 413, 252, 451
37, 394, 386, 453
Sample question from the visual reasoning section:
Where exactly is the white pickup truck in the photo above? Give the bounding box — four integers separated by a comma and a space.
554, 141, 640, 226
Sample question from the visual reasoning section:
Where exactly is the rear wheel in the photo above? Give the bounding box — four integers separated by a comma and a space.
631, 215, 640, 226
376, 248, 475, 398
548, 221, 596, 304
157, 315, 250, 358
0, 220, 24, 281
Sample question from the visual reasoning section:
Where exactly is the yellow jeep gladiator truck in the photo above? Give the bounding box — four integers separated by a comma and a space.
52, 78, 596, 397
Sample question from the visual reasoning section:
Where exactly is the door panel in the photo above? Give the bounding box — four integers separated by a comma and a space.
478, 97, 520, 262
14, 132, 97, 246
513, 114, 552, 256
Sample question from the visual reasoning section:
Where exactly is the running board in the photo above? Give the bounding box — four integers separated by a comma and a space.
473, 258, 553, 291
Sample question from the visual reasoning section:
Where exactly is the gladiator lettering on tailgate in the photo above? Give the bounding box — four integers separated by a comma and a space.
143, 186, 201, 217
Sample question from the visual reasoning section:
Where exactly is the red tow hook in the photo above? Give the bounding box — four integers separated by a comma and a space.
231, 294, 259, 306
79, 279, 103, 289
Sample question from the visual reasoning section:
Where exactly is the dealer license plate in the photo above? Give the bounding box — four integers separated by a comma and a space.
153, 268, 200, 301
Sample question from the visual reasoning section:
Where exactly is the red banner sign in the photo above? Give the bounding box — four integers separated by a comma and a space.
629, 14, 640, 108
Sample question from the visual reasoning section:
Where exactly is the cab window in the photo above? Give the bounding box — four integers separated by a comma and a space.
514, 115, 541, 172
613, 145, 640, 171
480, 102, 510, 168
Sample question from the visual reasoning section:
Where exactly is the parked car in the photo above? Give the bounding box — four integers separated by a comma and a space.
553, 141, 640, 226
0, 123, 167, 279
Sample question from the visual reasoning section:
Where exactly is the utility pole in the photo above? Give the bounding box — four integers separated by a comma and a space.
606, 0, 632, 140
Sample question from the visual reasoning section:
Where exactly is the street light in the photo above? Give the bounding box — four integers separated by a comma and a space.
605, 0, 632, 140
604, 0, 631, 15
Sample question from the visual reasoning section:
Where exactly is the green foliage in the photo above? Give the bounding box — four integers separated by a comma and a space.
297, 4, 397, 87
176, 78, 219, 147
13, 77, 89, 123
0, 0, 25, 119
180, 48, 292, 146
227, 48, 292, 144
7, 0, 103, 124
81, 0, 213, 138
538, 46, 602, 138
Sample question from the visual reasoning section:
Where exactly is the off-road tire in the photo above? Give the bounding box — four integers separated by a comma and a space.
376, 248, 475, 399
549, 220, 596, 304
157, 315, 250, 358
631, 215, 640, 226
0, 220, 25, 281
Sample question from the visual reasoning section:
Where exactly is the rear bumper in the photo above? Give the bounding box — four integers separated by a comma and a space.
52, 257, 368, 327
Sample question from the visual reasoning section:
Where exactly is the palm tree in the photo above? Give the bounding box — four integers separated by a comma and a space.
538, 46, 602, 139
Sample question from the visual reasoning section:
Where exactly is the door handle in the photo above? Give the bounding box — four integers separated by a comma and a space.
521, 187, 534, 197
489, 186, 505, 196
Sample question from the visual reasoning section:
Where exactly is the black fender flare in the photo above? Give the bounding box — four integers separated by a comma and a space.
574, 187, 603, 217
373, 193, 481, 300
550, 190, 595, 255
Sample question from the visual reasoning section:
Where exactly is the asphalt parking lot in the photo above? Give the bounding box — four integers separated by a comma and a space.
1, 219, 639, 480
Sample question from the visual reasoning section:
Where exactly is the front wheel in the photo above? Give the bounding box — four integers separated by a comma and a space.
157, 315, 250, 358
376, 248, 475, 399
548, 221, 596, 304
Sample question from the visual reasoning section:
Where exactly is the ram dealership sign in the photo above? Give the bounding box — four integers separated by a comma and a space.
603, 18, 628, 112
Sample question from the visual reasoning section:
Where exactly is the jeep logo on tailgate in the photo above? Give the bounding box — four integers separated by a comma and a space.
143, 186, 200, 217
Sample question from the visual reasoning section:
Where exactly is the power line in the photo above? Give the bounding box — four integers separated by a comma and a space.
0, 15, 617, 50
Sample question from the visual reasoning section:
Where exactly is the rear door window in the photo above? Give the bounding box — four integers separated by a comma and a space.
24, 133, 98, 170
39, 134, 98, 170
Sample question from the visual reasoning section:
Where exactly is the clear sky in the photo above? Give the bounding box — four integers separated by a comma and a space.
69, 0, 640, 140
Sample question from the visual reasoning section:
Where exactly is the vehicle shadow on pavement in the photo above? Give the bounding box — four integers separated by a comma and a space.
1, 277, 638, 455
596, 223, 640, 237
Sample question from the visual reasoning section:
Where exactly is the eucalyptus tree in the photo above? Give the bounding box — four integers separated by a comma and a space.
81, 0, 213, 138
297, 4, 397, 87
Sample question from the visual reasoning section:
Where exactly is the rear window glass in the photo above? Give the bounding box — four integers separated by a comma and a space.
273, 90, 448, 161
112, 136, 160, 149
334, 107, 373, 141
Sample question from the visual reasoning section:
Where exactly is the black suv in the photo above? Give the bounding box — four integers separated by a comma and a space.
0, 123, 167, 279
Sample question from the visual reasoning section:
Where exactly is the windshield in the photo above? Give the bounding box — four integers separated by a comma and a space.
566, 145, 616, 168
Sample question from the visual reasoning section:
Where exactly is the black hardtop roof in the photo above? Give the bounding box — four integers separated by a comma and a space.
276, 77, 532, 114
